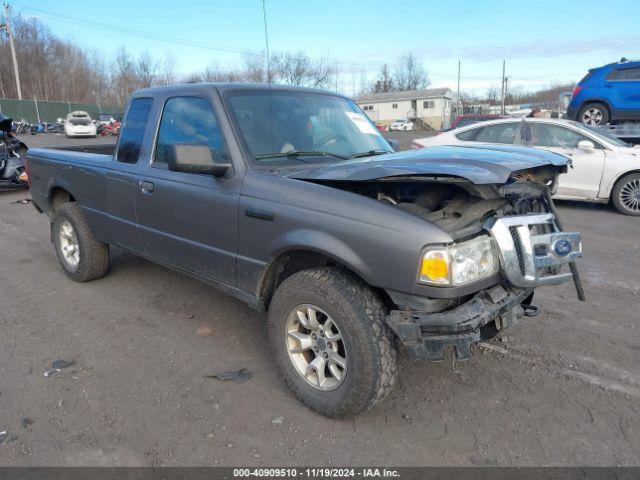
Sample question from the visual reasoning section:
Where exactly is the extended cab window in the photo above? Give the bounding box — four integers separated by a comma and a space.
154, 97, 228, 166
117, 98, 153, 164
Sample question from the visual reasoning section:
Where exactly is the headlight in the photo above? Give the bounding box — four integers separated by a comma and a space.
419, 235, 499, 286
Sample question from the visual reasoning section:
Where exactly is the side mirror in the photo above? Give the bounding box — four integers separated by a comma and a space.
577, 140, 595, 152
386, 138, 400, 152
167, 143, 231, 177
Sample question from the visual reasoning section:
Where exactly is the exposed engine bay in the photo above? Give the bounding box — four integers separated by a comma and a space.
313, 165, 561, 239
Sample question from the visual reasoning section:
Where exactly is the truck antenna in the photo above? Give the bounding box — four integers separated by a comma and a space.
262, 0, 271, 84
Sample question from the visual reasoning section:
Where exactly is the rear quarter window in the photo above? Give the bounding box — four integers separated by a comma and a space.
455, 127, 480, 141
606, 67, 640, 81
116, 98, 154, 164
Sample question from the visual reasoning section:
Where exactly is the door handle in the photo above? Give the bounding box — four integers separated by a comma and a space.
139, 180, 154, 194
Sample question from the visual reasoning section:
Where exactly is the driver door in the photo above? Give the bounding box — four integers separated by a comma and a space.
134, 95, 241, 284
525, 122, 606, 199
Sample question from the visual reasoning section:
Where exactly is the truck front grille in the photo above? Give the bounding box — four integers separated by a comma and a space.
486, 213, 582, 288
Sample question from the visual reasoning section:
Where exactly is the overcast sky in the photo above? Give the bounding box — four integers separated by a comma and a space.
11, 0, 640, 95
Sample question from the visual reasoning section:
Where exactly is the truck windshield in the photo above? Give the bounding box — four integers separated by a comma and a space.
225, 90, 392, 164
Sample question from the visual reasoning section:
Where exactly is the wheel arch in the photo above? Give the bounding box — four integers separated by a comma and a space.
257, 245, 391, 312
610, 169, 640, 196
49, 184, 76, 213
578, 98, 612, 116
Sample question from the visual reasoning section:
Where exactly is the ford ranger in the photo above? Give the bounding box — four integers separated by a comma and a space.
26, 83, 583, 418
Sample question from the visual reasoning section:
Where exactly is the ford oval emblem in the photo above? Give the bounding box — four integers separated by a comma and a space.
553, 239, 572, 257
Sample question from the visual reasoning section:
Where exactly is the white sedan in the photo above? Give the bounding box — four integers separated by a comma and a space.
64, 111, 97, 138
412, 118, 640, 215
388, 119, 414, 131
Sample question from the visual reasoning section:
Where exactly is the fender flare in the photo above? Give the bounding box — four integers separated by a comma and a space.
262, 228, 377, 287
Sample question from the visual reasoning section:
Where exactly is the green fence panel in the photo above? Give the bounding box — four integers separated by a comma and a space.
0, 98, 123, 123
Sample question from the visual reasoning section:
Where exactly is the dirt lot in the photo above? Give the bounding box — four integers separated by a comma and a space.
0, 133, 639, 467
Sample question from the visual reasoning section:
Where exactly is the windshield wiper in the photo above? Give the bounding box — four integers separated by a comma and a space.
255, 150, 348, 161
349, 149, 393, 159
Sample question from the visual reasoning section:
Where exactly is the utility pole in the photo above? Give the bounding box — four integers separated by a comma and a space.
456, 60, 461, 116
500, 60, 506, 115
2, 3, 22, 100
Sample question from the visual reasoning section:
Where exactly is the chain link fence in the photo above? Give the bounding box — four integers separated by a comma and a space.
0, 98, 123, 123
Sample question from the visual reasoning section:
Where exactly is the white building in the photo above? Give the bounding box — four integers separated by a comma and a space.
356, 88, 454, 130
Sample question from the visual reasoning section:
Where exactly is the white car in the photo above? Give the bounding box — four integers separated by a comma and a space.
412, 117, 640, 215
64, 111, 97, 138
388, 119, 414, 131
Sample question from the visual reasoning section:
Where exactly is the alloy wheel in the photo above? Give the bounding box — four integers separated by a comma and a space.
619, 178, 640, 213
285, 304, 347, 391
582, 107, 603, 125
59, 220, 80, 269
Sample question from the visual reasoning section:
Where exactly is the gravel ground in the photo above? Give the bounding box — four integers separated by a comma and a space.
0, 134, 639, 467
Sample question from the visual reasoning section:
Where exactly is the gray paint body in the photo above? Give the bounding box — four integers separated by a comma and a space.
27, 83, 569, 309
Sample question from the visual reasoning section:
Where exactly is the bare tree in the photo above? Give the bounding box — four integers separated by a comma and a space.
112, 48, 137, 104
157, 53, 177, 86
242, 54, 266, 83
271, 51, 333, 89
370, 63, 394, 93
485, 86, 500, 105
393, 52, 429, 91
136, 52, 158, 88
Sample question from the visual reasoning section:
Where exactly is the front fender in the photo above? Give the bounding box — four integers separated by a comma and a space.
268, 228, 375, 284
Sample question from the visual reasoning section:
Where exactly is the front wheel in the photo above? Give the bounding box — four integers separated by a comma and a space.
52, 203, 110, 281
268, 267, 398, 418
612, 173, 640, 216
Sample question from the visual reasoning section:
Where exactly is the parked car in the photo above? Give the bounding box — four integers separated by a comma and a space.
388, 119, 414, 131
26, 83, 582, 417
96, 114, 117, 126
412, 117, 640, 215
376, 123, 388, 132
64, 111, 97, 138
566, 58, 640, 126
449, 114, 507, 130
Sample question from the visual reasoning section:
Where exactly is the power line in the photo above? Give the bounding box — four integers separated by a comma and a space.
20, 5, 376, 68
18, 5, 574, 88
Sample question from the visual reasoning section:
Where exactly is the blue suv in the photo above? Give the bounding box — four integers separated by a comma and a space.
567, 58, 640, 125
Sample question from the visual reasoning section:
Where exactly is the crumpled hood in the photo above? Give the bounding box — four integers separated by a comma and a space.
290, 144, 569, 185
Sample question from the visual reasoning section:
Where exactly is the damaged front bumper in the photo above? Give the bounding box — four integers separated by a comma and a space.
386, 284, 534, 361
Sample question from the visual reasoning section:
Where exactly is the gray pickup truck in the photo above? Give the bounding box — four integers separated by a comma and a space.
26, 83, 583, 417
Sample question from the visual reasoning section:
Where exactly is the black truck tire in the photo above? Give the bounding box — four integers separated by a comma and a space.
268, 267, 398, 418
612, 172, 640, 216
52, 203, 110, 281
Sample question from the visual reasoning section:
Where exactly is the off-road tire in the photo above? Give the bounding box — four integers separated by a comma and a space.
268, 267, 398, 418
52, 202, 110, 281
612, 172, 640, 216
578, 102, 610, 126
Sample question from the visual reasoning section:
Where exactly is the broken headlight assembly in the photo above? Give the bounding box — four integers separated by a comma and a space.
419, 235, 499, 286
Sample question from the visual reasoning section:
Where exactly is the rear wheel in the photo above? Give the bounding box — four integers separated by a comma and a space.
52, 203, 110, 281
268, 267, 398, 418
612, 173, 640, 216
578, 102, 609, 126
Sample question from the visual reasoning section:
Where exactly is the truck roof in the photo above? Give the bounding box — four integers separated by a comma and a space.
132, 82, 351, 100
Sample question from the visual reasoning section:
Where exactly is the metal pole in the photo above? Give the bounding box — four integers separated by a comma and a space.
456, 59, 461, 116
34, 95, 40, 123
500, 60, 506, 115
3, 3, 22, 100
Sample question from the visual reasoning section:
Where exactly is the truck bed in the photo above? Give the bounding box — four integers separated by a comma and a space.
45, 143, 116, 155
